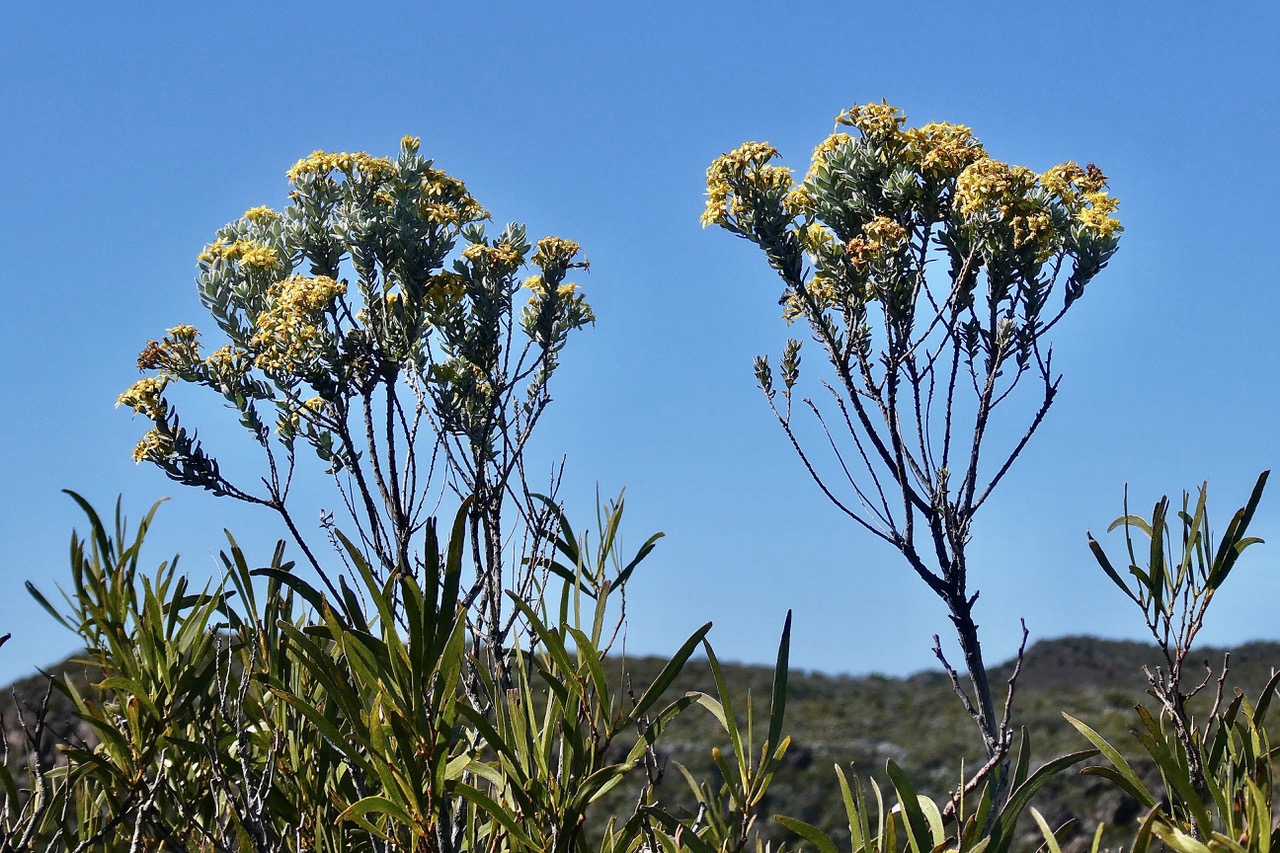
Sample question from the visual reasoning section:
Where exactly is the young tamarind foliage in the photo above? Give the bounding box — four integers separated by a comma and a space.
702, 100, 1122, 790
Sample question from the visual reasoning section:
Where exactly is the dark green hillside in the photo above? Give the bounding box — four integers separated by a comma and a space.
6, 636, 1278, 848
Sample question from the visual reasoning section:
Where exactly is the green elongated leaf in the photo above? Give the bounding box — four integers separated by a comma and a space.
1011, 728, 1032, 791
1133, 708, 1212, 834
1030, 808, 1064, 853
1205, 694, 1245, 774
615, 531, 664, 589
699, 637, 745, 778
1208, 470, 1268, 589
624, 692, 701, 763
767, 610, 792, 754
509, 594, 576, 680
434, 605, 467, 711
25, 581, 77, 632
336, 796, 410, 840
334, 529, 393, 634
835, 764, 867, 852
565, 626, 611, 711
711, 743, 745, 808
776, 815, 839, 853
919, 794, 945, 847
569, 761, 640, 808
79, 714, 133, 764
97, 676, 162, 720
617, 621, 711, 731
1080, 766, 1161, 809
1130, 807, 1163, 853
440, 501, 468, 631
455, 703, 521, 767
338, 574, 370, 636
267, 686, 374, 775
1087, 535, 1142, 605
0, 764, 18, 807
531, 492, 580, 567
1252, 667, 1280, 725
1149, 823, 1214, 853
647, 807, 719, 853
1147, 499, 1168, 613
451, 781, 540, 850
252, 568, 328, 618
886, 760, 935, 853
1064, 712, 1158, 807
990, 749, 1098, 853
1109, 513, 1154, 537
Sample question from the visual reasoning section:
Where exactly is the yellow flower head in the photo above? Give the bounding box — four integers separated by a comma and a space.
532, 236, 586, 277
252, 275, 347, 375
1040, 162, 1109, 199
955, 158, 1038, 218
198, 239, 281, 270
1077, 192, 1123, 239
904, 122, 985, 179
862, 216, 908, 249
836, 101, 907, 141
206, 344, 250, 378
117, 375, 171, 419
419, 168, 488, 225
462, 241, 522, 272
401, 135, 421, 154
131, 429, 172, 464
244, 205, 280, 223
286, 150, 396, 183
167, 324, 199, 343
702, 141, 792, 227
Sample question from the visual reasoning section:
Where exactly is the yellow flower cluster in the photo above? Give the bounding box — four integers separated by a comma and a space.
702, 141, 792, 227
862, 216, 908, 249
198, 239, 281, 269
286, 150, 396, 182
425, 272, 466, 313
803, 133, 853, 183
1040, 162, 1106, 197
419, 168, 488, 226
206, 344, 250, 377
1077, 195, 1122, 238
252, 275, 346, 374
532, 236, 585, 275
843, 216, 910, 267
1040, 162, 1122, 239
401, 135, 421, 153
117, 375, 171, 419
243, 206, 280, 223
956, 156, 1122, 251
800, 223, 838, 253
836, 101, 906, 140
524, 275, 582, 301
955, 158, 1039, 218
137, 325, 202, 373
904, 122, 986, 179
462, 241, 522, 271
280, 396, 330, 435
131, 429, 172, 464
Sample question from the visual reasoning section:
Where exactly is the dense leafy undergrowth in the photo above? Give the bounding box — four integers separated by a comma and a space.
9, 637, 1276, 850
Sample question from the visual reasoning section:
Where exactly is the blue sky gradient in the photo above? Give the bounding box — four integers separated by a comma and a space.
2, 3, 1278, 686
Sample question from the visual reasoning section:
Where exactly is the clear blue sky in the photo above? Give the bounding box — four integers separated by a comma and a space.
3, 3, 1279, 688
